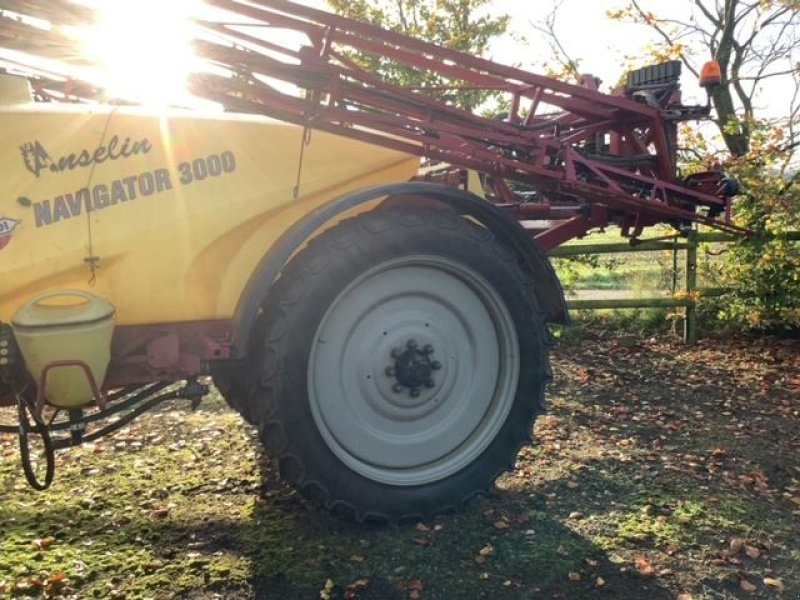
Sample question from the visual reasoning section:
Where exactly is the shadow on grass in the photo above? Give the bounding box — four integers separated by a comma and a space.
238, 454, 677, 599
0, 454, 677, 599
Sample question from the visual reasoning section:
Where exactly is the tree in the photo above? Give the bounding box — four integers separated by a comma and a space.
324, 0, 509, 110
605, 1, 800, 330
608, 0, 800, 158
529, 2, 584, 84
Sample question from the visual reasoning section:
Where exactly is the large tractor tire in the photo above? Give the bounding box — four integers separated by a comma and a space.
242, 205, 551, 521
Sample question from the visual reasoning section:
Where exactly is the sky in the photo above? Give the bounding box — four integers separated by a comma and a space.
486, 0, 660, 84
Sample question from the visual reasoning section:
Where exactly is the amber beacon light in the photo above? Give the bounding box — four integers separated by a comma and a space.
700, 60, 722, 91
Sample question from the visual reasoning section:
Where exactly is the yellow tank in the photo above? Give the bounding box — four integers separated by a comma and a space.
0, 103, 418, 326
11, 290, 115, 408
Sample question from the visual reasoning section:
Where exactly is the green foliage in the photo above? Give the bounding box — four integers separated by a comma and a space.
683, 119, 800, 331
709, 152, 800, 331
552, 255, 600, 292
325, 0, 508, 110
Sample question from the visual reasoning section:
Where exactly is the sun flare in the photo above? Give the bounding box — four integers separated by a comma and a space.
80, 0, 201, 106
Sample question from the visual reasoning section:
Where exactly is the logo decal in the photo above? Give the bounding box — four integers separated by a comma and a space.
0, 216, 20, 250
20, 135, 152, 178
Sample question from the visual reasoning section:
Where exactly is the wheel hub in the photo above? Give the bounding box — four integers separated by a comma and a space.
387, 339, 441, 397
308, 257, 519, 485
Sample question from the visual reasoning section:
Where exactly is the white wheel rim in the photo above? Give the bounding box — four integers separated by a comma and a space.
308, 255, 520, 486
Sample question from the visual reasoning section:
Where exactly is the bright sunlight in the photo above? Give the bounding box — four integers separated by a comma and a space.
80, 0, 201, 106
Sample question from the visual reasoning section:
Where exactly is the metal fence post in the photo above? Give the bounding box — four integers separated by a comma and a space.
684, 230, 698, 345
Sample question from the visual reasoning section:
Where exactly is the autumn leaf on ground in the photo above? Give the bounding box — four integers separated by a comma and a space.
493, 518, 510, 530
743, 545, 760, 559
475, 543, 494, 564
634, 555, 655, 577
740, 578, 757, 592
763, 577, 783, 589
729, 537, 745, 555
32, 536, 55, 550
345, 577, 369, 598
320, 578, 335, 600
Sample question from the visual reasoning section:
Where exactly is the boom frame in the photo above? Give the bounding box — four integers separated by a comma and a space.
0, 0, 745, 249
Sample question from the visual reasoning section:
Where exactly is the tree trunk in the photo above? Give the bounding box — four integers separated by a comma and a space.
712, 86, 750, 157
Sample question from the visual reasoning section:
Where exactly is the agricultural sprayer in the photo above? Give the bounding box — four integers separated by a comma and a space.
0, 0, 740, 520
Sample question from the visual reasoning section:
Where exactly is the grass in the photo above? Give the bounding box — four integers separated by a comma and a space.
1, 328, 798, 599
551, 225, 727, 295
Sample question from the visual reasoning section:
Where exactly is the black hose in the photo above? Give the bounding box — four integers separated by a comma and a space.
3, 382, 186, 489
16, 393, 55, 491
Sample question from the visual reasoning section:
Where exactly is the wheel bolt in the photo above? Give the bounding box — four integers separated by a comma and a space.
407, 338, 418, 350
392, 383, 404, 394
425, 379, 436, 388
391, 347, 404, 359
431, 360, 442, 371
385, 366, 395, 377
422, 344, 434, 355
409, 388, 421, 398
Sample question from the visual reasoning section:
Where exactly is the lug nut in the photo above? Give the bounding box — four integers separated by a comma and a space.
422, 344, 434, 355
385, 366, 395, 377
407, 338, 418, 350
391, 347, 404, 359
430, 360, 442, 371
392, 383, 404, 394
425, 379, 436, 388
409, 388, 421, 398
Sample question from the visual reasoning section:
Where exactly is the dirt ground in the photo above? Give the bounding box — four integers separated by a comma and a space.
1, 327, 798, 599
